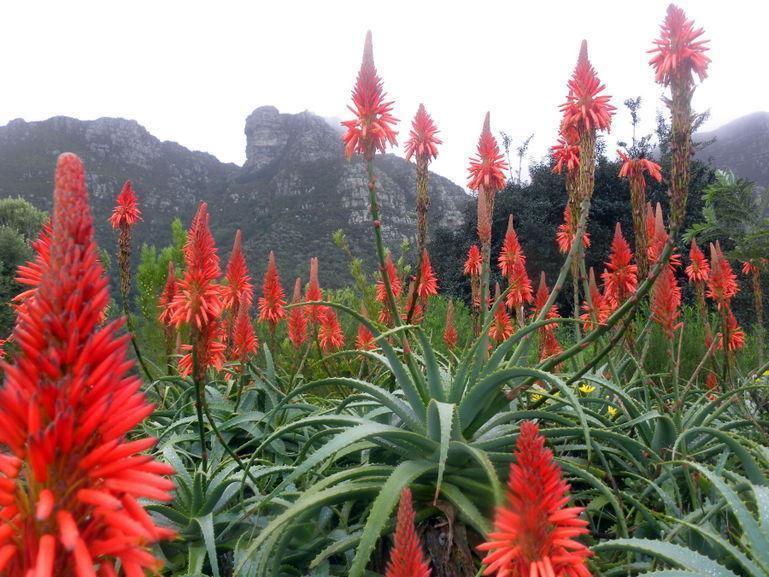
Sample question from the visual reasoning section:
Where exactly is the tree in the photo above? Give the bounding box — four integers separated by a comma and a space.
0, 197, 48, 336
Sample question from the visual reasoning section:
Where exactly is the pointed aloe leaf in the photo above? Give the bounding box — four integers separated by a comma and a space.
348, 459, 435, 577
593, 539, 739, 577
682, 462, 769, 573
673, 427, 768, 485
440, 482, 492, 536
415, 327, 446, 401
266, 422, 438, 503
427, 400, 456, 502
450, 440, 503, 505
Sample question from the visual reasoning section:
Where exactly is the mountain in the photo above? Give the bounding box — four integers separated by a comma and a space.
696, 111, 769, 189
0, 107, 468, 286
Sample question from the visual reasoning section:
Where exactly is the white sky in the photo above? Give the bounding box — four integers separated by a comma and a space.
2, 1, 766, 187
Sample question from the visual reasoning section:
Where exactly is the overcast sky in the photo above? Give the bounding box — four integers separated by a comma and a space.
2, 1, 766, 187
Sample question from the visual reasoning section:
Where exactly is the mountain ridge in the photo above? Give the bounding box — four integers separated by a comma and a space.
0, 107, 468, 286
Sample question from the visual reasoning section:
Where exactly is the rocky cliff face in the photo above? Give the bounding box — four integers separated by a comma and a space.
0, 107, 468, 286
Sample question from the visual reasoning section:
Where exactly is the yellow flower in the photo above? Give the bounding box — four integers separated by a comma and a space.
578, 383, 595, 395
763, 370, 769, 377
607, 406, 618, 418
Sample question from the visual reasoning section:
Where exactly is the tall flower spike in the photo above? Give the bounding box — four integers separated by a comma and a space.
178, 321, 226, 377
706, 242, 738, 308
601, 223, 638, 308
649, 4, 710, 86
717, 309, 745, 352
556, 205, 591, 255
478, 421, 591, 577
498, 215, 525, 278
377, 253, 402, 325
385, 488, 431, 577
651, 266, 682, 338
468, 112, 508, 192
222, 230, 253, 312
0, 154, 174, 576
108, 180, 142, 229
405, 104, 441, 162
288, 277, 308, 349
443, 300, 458, 350
560, 40, 615, 133
258, 251, 287, 329
464, 245, 482, 277
489, 283, 514, 344
686, 238, 709, 282
531, 272, 560, 328
342, 31, 398, 160
417, 248, 438, 299
318, 307, 345, 352
647, 203, 681, 269
158, 261, 178, 327
305, 257, 324, 324
355, 305, 376, 351
170, 202, 223, 330
581, 267, 610, 331
232, 305, 258, 361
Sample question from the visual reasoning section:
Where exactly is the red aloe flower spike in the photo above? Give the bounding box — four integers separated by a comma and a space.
178, 321, 227, 376
706, 242, 738, 308
403, 280, 424, 324
686, 238, 709, 282
258, 251, 286, 329
649, 4, 710, 86
355, 305, 376, 351
0, 154, 175, 576
478, 421, 592, 577
560, 40, 615, 134
318, 307, 345, 352
108, 180, 142, 229
489, 283, 514, 344
158, 262, 178, 327
222, 230, 253, 313
232, 305, 258, 362
385, 488, 431, 577
651, 266, 682, 339
556, 205, 591, 255
305, 256, 325, 324
418, 249, 438, 299
464, 244, 482, 277
342, 31, 398, 160
647, 203, 681, 269
531, 272, 560, 327
443, 300, 458, 350
601, 223, 638, 308
498, 215, 524, 278
288, 277, 308, 349
170, 202, 223, 331
581, 267, 610, 331
377, 253, 402, 325
405, 104, 441, 162
506, 260, 534, 312
717, 308, 745, 352
468, 112, 508, 192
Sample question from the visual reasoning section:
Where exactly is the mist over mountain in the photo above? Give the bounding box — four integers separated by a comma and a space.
0, 106, 468, 285
696, 111, 769, 189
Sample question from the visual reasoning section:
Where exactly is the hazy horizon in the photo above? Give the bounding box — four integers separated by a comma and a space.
3, 0, 767, 187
